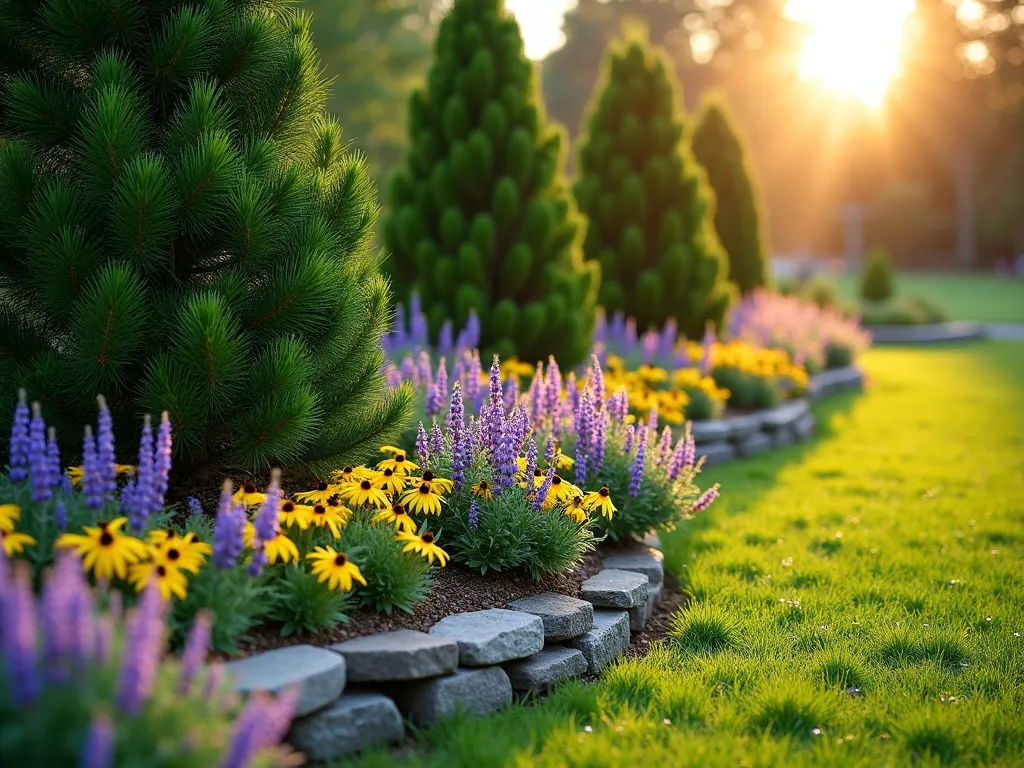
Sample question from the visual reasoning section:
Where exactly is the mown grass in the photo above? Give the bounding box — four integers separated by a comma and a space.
351, 343, 1024, 768
833, 272, 1024, 323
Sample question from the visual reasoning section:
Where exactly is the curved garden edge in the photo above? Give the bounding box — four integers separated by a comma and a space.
222, 366, 864, 763
864, 322, 986, 344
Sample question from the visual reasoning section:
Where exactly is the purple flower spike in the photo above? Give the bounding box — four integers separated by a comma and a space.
46, 427, 61, 493
81, 426, 103, 510
524, 438, 537, 495
212, 481, 246, 569
81, 714, 115, 768
61, 470, 73, 496
641, 330, 658, 365
429, 421, 444, 456
439, 320, 454, 360
629, 427, 648, 498
253, 471, 281, 544
625, 317, 638, 350
655, 426, 674, 466
692, 484, 721, 512
1, 564, 41, 705
544, 357, 562, 415
488, 355, 503, 410
41, 551, 94, 680
204, 662, 225, 701
400, 355, 416, 384
29, 403, 50, 503
8, 389, 30, 483
502, 374, 519, 411
95, 396, 117, 500
115, 580, 166, 715
153, 412, 172, 507
129, 416, 155, 532
222, 689, 298, 768
54, 499, 67, 530
534, 465, 555, 511
416, 422, 429, 462
624, 423, 636, 453
659, 319, 678, 362
468, 499, 480, 530
544, 435, 556, 464
393, 302, 407, 347
187, 497, 203, 517
465, 351, 483, 412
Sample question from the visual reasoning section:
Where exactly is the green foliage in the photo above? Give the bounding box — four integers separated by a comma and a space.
692, 95, 769, 296
670, 602, 736, 654
860, 295, 948, 326
574, 32, 732, 336
384, 0, 599, 366
266, 565, 352, 636
799, 274, 840, 310
712, 366, 782, 410
859, 248, 895, 302
171, 563, 270, 654
339, 516, 433, 614
0, 0, 411, 474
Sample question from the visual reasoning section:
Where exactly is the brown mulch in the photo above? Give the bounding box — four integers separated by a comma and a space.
233, 550, 606, 657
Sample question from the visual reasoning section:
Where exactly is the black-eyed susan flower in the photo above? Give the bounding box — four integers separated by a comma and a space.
146, 529, 209, 574
418, 470, 453, 494
400, 482, 445, 516
308, 503, 347, 537
583, 486, 617, 520
57, 518, 150, 580
373, 502, 418, 534
396, 530, 449, 566
330, 465, 371, 484
377, 446, 418, 475
547, 474, 581, 503
471, 479, 493, 500
66, 462, 136, 488
278, 499, 313, 530
128, 560, 189, 601
342, 479, 392, 510
372, 467, 409, 496
1, 528, 36, 557
563, 495, 589, 524
232, 482, 267, 508
242, 522, 300, 564
554, 453, 575, 471
307, 546, 367, 591
325, 496, 352, 521
294, 481, 335, 506
0, 503, 20, 532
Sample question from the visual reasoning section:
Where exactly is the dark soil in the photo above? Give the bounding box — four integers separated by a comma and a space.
627, 574, 687, 657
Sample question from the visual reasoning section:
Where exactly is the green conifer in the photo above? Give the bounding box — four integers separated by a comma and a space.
574, 32, 732, 335
0, 0, 410, 473
692, 94, 769, 296
383, 0, 598, 365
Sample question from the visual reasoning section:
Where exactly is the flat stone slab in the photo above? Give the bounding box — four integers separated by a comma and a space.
508, 592, 594, 642
812, 366, 864, 395
580, 569, 648, 609
225, 645, 345, 718
288, 692, 403, 760
736, 431, 773, 458
567, 610, 630, 673
726, 413, 763, 439
792, 412, 816, 443
330, 629, 458, 682
429, 609, 544, 666
699, 440, 737, 467
689, 419, 733, 444
601, 546, 664, 587
503, 647, 587, 694
390, 666, 512, 727
760, 400, 810, 430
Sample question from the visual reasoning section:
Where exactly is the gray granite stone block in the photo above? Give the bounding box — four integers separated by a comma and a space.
390, 666, 512, 727
601, 546, 664, 588
792, 412, 817, 443
727, 413, 764, 439
760, 400, 810, 431
429, 609, 544, 666
507, 592, 594, 641
225, 645, 345, 717
736, 430, 773, 458
566, 610, 630, 673
503, 647, 587, 693
580, 569, 649, 609
689, 419, 733, 444
288, 692, 403, 760
330, 629, 458, 682
699, 440, 737, 467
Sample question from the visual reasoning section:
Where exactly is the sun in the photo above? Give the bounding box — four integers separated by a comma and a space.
786, 0, 916, 107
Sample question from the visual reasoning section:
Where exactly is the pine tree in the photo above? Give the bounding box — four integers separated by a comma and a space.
692, 94, 769, 296
383, 0, 599, 366
574, 32, 733, 336
0, 0, 411, 474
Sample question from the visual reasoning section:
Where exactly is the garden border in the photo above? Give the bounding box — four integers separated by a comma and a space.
865, 322, 986, 345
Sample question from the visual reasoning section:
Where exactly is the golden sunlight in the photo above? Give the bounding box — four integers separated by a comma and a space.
785, 0, 916, 107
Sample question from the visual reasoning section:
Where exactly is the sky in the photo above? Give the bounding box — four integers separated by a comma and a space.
505, 0, 577, 60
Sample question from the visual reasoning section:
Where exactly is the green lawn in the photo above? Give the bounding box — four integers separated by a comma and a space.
355, 343, 1024, 768
833, 272, 1024, 323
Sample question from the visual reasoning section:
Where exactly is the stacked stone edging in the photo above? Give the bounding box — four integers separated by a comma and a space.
866, 322, 985, 345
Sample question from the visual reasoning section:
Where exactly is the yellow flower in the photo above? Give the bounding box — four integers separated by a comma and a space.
341, 478, 392, 510
278, 499, 313, 530
637, 365, 668, 383
547, 474, 581, 503
1, 528, 36, 557
554, 453, 575, 471
294, 481, 335, 506
372, 467, 409, 496
564, 495, 589, 524
308, 502, 347, 537
57, 518, 149, 581
232, 482, 267, 508
307, 546, 367, 591
330, 465, 372, 484
397, 530, 450, 566
373, 502, 419, 534
259, 532, 300, 565
0, 503, 20, 532
583, 486, 617, 520
128, 560, 189, 601
401, 482, 446, 516
325, 496, 352, 521
377, 446, 418, 475
146, 530, 209, 574
471, 480, 493, 500
66, 463, 135, 488
418, 470, 453, 495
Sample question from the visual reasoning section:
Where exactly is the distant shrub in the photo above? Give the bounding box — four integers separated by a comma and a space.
861, 296, 947, 326
860, 249, 895, 302
801, 273, 841, 310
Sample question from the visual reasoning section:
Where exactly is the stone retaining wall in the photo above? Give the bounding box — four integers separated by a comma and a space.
866, 322, 985, 345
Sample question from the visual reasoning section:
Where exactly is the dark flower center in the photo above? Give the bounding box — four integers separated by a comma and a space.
334, 553, 347, 566
327, 497, 340, 507
164, 529, 176, 539
552, 476, 562, 485
395, 454, 405, 462
156, 565, 167, 577
343, 466, 354, 474
423, 471, 435, 481
360, 480, 372, 490
244, 483, 256, 494
317, 481, 328, 492
599, 487, 610, 497
422, 533, 435, 544
283, 501, 295, 512
99, 532, 114, 546
186, 533, 198, 543
393, 504, 406, 515
384, 468, 394, 477
314, 504, 326, 515
98, 521, 109, 530
167, 548, 180, 561
478, 481, 488, 490
534, 468, 543, 477
419, 483, 430, 494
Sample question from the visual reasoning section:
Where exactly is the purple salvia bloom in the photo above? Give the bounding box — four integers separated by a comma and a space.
115, 580, 165, 715
655, 426, 674, 466
528, 363, 545, 427
629, 427, 648, 498
667, 437, 687, 481
502, 375, 519, 411
212, 482, 246, 569
29, 403, 51, 503
523, 438, 537, 496
592, 408, 607, 475
647, 406, 659, 433
46, 427, 61, 493
625, 317, 638, 351
692, 484, 721, 513
544, 357, 562, 414
187, 496, 203, 517
641, 330, 658, 365
61, 470, 73, 496
204, 662, 225, 702
452, 421, 474, 491
445, 381, 465, 434
222, 689, 298, 768
610, 387, 630, 423
544, 435, 556, 465
573, 387, 593, 486
589, 355, 605, 404
248, 548, 268, 577
682, 424, 696, 468
399, 355, 416, 384
54, 499, 67, 530
468, 499, 479, 529
417, 351, 433, 393
488, 355, 503, 409
130, 416, 155, 531
453, 358, 466, 392
624, 423, 636, 453
8, 389, 31, 483
465, 351, 483, 412
465, 309, 481, 349
41, 551, 94, 680
1, 564, 40, 705
119, 480, 136, 517
81, 714, 115, 768
436, 358, 448, 410
439, 320, 454, 360
565, 372, 579, 415
429, 421, 444, 457
659, 319, 678, 362
416, 422, 429, 462
95, 396, 117, 500
534, 465, 555, 510
410, 292, 427, 345
253, 472, 281, 544
153, 412, 172, 507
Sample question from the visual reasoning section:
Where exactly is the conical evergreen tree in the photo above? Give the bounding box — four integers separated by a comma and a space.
383, 0, 598, 366
692, 94, 769, 296
0, 0, 410, 474
574, 32, 732, 335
